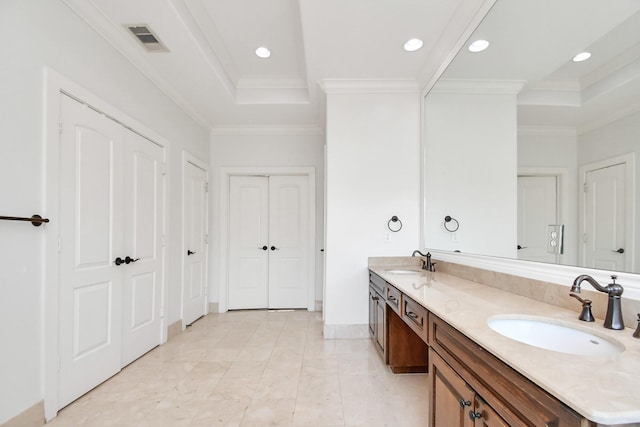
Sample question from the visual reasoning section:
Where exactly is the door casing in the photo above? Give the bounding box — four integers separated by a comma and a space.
219, 167, 316, 313
43, 69, 170, 421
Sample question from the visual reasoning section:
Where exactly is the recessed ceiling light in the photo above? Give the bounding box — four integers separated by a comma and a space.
255, 47, 271, 59
404, 38, 423, 52
468, 39, 490, 53
572, 52, 591, 62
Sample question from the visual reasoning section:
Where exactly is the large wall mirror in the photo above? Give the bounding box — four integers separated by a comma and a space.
423, 0, 640, 274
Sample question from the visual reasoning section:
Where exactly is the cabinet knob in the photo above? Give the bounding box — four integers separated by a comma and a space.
468, 411, 482, 420
459, 399, 471, 408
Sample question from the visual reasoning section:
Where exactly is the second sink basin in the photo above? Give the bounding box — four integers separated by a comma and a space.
385, 269, 421, 275
487, 315, 624, 356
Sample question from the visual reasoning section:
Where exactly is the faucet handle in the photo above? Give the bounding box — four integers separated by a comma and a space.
570, 293, 595, 322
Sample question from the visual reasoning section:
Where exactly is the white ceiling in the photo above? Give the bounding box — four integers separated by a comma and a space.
62, 0, 492, 131
440, 0, 640, 132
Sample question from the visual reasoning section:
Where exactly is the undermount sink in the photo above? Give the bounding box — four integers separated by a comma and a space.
385, 269, 421, 275
487, 315, 624, 356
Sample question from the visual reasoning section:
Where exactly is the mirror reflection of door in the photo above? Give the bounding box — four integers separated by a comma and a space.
517, 175, 560, 263
582, 162, 629, 271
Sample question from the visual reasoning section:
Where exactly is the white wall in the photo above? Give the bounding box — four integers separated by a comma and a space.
518, 130, 579, 266
209, 132, 325, 305
424, 91, 517, 258
324, 91, 421, 336
0, 0, 208, 423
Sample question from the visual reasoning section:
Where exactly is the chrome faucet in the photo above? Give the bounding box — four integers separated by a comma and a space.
412, 250, 436, 272
571, 275, 624, 330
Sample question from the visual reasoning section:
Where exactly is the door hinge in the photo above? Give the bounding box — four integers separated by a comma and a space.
161, 163, 167, 176
204, 234, 209, 244
583, 233, 588, 243
57, 355, 61, 371
161, 235, 167, 247
58, 121, 63, 135
58, 234, 62, 253
204, 182, 209, 192
583, 182, 588, 192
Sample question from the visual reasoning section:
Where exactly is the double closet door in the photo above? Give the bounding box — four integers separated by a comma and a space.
57, 95, 165, 408
228, 175, 309, 310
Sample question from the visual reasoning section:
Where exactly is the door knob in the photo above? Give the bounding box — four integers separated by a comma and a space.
114, 257, 125, 266
259, 246, 268, 251
270, 246, 279, 251
187, 250, 196, 256
124, 256, 140, 264
612, 248, 625, 254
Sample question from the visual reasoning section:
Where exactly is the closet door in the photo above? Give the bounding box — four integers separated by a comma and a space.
182, 161, 208, 325
121, 130, 164, 366
268, 175, 309, 308
58, 95, 124, 408
228, 176, 269, 309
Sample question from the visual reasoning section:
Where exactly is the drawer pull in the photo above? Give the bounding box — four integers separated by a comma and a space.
469, 411, 482, 420
407, 311, 419, 319
388, 295, 397, 302
372, 296, 379, 301
459, 399, 471, 408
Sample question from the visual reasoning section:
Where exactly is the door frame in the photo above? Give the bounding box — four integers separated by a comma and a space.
181, 152, 210, 328
43, 68, 169, 420
219, 167, 316, 313
578, 153, 635, 271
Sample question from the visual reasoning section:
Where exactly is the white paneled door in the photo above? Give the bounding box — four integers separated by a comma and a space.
121, 131, 164, 366
182, 161, 208, 325
58, 95, 164, 408
228, 175, 309, 310
517, 175, 559, 264
583, 162, 628, 271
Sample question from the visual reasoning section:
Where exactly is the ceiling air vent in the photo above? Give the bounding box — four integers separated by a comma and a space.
126, 24, 168, 52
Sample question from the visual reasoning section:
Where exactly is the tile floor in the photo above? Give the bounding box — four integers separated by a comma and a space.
47, 310, 429, 426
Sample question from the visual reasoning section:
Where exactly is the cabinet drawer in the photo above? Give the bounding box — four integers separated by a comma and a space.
402, 296, 428, 343
385, 284, 401, 315
369, 271, 386, 296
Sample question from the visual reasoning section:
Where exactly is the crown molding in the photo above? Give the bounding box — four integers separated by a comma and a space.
518, 126, 577, 137
431, 79, 525, 94
578, 101, 640, 135
319, 79, 419, 94
211, 125, 324, 136
61, 0, 212, 129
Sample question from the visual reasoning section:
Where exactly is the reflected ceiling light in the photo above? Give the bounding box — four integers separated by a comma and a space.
255, 46, 271, 58
572, 52, 592, 62
468, 39, 490, 53
404, 38, 423, 52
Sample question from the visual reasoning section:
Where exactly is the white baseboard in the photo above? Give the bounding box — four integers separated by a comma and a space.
323, 323, 369, 339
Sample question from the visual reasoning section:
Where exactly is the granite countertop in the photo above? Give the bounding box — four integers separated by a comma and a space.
368, 263, 640, 425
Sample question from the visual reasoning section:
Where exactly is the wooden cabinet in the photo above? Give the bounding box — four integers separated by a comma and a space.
428, 314, 591, 427
369, 272, 387, 361
430, 349, 510, 427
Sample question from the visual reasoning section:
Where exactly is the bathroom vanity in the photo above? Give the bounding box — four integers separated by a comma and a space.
369, 258, 640, 426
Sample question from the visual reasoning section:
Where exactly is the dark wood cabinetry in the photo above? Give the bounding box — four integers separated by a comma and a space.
428, 314, 591, 427
368, 272, 387, 361
369, 272, 428, 372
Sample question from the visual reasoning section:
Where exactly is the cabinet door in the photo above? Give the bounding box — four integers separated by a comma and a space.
375, 295, 385, 352
368, 287, 377, 337
472, 397, 510, 427
429, 349, 474, 427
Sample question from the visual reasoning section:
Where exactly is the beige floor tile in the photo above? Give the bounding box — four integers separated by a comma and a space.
240, 398, 296, 426
48, 311, 430, 427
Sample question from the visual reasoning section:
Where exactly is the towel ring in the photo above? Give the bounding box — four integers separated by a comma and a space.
444, 215, 459, 232
388, 215, 402, 232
